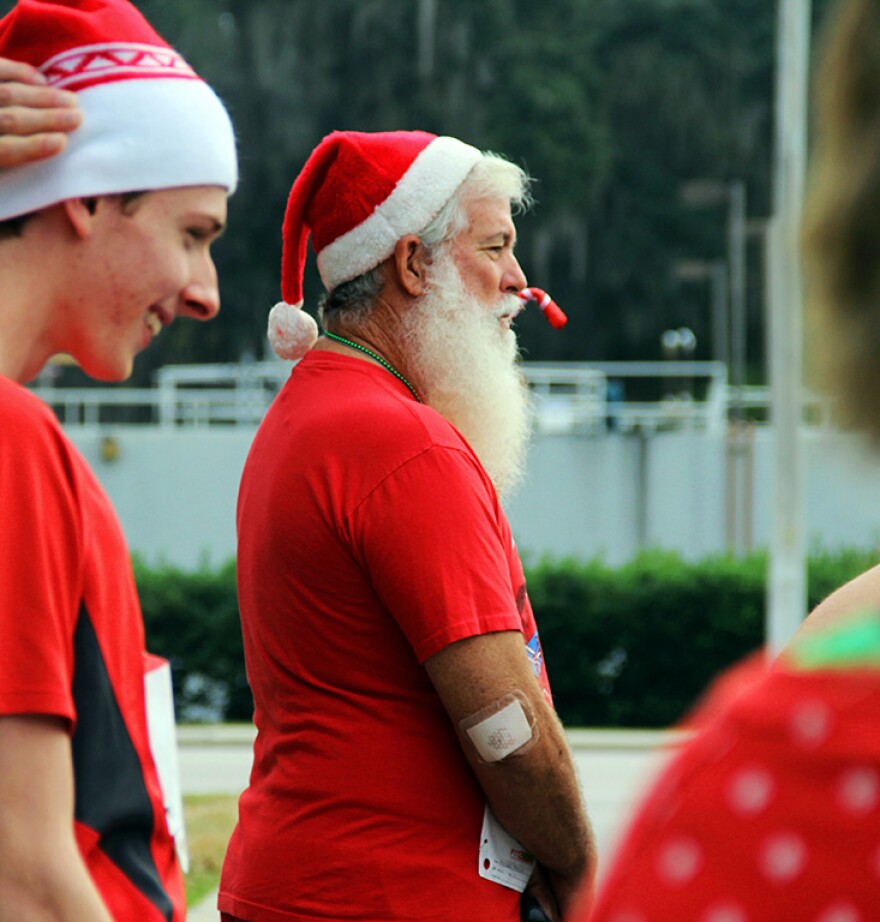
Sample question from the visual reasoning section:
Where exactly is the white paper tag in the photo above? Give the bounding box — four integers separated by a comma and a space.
144, 655, 189, 873
478, 806, 535, 892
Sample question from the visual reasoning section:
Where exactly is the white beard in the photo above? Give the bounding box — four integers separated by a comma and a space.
400, 256, 532, 498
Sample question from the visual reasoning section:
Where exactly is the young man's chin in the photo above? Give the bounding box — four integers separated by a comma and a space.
78, 356, 135, 384
104, 364, 135, 383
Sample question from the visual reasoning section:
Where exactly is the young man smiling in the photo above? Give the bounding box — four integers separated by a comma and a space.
0, 1, 237, 919
3, 186, 227, 382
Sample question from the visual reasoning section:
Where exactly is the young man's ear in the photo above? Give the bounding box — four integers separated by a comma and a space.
392, 234, 428, 298
61, 196, 100, 238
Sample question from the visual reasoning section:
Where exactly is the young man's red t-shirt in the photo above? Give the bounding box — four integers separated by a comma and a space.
0, 377, 184, 920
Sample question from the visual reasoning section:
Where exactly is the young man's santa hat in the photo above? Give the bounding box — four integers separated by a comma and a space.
0, 0, 238, 221
268, 129, 482, 361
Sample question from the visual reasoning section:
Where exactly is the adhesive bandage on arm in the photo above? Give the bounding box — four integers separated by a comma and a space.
460, 691, 538, 764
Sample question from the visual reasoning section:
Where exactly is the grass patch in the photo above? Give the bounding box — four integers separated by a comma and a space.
183, 794, 239, 909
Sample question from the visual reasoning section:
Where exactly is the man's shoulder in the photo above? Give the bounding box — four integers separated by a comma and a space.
325, 389, 497, 504
343, 391, 469, 460
284, 357, 470, 455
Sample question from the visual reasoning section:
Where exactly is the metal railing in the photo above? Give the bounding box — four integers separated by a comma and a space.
30, 359, 827, 434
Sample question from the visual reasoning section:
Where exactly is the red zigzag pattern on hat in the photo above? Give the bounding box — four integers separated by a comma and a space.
42, 42, 197, 90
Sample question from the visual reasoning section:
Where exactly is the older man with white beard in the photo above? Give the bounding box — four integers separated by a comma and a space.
220, 130, 595, 922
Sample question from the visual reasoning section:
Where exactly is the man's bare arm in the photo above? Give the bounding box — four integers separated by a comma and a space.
425, 630, 597, 919
0, 715, 113, 921
0, 58, 82, 167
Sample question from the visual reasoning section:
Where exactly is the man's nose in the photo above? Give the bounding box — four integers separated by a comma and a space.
503, 256, 528, 294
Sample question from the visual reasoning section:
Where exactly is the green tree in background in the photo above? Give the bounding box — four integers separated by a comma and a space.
0, 0, 840, 382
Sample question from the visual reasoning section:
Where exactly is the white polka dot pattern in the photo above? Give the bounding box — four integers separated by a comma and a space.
836, 766, 879, 815
701, 902, 748, 922
815, 903, 862, 922
788, 697, 835, 749
758, 832, 808, 883
656, 836, 704, 886
727, 764, 776, 815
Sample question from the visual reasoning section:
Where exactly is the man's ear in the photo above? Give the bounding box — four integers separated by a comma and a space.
61, 197, 100, 239
392, 234, 428, 297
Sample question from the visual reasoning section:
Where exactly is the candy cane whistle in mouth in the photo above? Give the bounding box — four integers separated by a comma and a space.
516, 287, 569, 329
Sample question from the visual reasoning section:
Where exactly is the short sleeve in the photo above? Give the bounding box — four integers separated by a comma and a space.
348, 444, 522, 662
0, 390, 82, 721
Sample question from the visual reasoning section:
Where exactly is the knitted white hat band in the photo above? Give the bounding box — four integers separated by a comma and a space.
0, 78, 238, 221
0, 0, 238, 221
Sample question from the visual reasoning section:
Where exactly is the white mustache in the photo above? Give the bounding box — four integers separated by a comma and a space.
496, 295, 524, 320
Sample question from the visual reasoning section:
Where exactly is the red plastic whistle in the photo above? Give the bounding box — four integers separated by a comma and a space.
516, 287, 568, 329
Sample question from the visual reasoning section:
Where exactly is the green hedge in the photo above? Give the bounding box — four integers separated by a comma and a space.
135, 548, 879, 727
134, 558, 252, 722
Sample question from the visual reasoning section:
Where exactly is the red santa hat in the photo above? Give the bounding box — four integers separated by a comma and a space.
268, 129, 482, 361
0, 0, 238, 222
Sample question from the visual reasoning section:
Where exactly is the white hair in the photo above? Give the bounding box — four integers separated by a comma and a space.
418, 152, 533, 254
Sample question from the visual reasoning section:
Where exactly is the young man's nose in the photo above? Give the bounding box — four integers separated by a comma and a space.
180, 260, 220, 320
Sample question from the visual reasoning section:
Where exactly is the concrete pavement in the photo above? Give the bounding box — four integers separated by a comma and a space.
182, 724, 685, 920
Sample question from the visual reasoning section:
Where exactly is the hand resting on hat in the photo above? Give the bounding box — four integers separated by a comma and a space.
0, 56, 82, 167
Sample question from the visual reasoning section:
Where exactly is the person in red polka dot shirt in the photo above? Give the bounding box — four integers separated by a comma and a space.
572, 615, 880, 921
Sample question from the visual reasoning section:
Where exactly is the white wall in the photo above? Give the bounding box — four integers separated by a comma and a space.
71, 428, 252, 569
66, 425, 880, 569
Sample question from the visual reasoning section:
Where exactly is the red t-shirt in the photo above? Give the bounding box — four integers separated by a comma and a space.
220, 352, 550, 922
0, 377, 184, 921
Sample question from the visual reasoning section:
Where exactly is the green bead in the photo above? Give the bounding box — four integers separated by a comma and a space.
323, 331, 421, 403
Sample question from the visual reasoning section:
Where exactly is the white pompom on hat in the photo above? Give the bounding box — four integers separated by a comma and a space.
268, 129, 482, 361
0, 0, 238, 222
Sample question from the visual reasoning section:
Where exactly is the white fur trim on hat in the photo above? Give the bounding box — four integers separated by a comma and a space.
267, 301, 319, 361
0, 77, 237, 221
316, 136, 482, 291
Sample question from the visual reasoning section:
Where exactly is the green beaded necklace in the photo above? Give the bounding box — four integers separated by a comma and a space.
324, 331, 422, 403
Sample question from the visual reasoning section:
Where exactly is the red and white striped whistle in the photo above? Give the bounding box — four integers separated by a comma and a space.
516, 287, 568, 329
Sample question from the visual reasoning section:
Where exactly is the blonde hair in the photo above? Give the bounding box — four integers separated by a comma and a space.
802, 0, 880, 436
